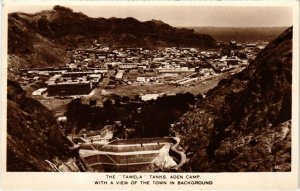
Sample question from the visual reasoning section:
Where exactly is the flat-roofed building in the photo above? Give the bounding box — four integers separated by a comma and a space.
87, 74, 102, 86
47, 76, 92, 96
62, 71, 95, 77
157, 67, 195, 73
119, 63, 138, 70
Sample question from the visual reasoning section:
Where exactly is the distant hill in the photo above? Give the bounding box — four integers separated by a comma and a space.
8, 5, 216, 68
191, 27, 289, 42
173, 27, 292, 172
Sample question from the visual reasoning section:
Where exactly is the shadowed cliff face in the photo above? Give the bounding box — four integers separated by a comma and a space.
7, 80, 70, 171
8, 5, 216, 68
173, 27, 292, 172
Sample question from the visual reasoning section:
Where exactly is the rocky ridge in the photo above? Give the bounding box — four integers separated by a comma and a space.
7, 80, 70, 171
8, 5, 216, 68
172, 27, 292, 172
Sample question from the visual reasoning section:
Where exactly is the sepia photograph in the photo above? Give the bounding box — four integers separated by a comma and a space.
1, 0, 299, 190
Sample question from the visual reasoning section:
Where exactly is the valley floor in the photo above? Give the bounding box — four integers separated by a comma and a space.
28, 66, 245, 116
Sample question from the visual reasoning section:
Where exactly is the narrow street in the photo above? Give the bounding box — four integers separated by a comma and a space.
81, 70, 115, 106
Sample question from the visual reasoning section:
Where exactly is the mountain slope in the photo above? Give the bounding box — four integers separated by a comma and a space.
172, 27, 292, 172
7, 80, 70, 171
192, 27, 288, 42
8, 5, 216, 68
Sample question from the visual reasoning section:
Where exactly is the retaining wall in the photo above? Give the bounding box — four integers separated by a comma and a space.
79, 137, 186, 172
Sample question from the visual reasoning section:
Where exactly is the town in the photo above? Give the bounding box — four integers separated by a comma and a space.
13, 40, 267, 103
13, 39, 274, 172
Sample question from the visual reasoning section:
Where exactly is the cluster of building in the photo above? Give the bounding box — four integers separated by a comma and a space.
18, 67, 105, 96
15, 40, 267, 96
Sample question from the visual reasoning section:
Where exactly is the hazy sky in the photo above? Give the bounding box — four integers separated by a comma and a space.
8, 4, 293, 27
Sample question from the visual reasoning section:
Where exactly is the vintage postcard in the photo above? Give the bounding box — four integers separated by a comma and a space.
1, 0, 299, 190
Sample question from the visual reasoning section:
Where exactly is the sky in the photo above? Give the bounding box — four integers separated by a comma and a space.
8, 3, 293, 27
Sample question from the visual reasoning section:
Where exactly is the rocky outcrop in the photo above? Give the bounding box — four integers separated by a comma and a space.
7, 80, 70, 171
173, 27, 292, 172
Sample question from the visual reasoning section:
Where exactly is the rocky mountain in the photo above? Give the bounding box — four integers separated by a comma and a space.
192, 27, 288, 42
172, 27, 292, 172
8, 5, 216, 68
7, 80, 70, 171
